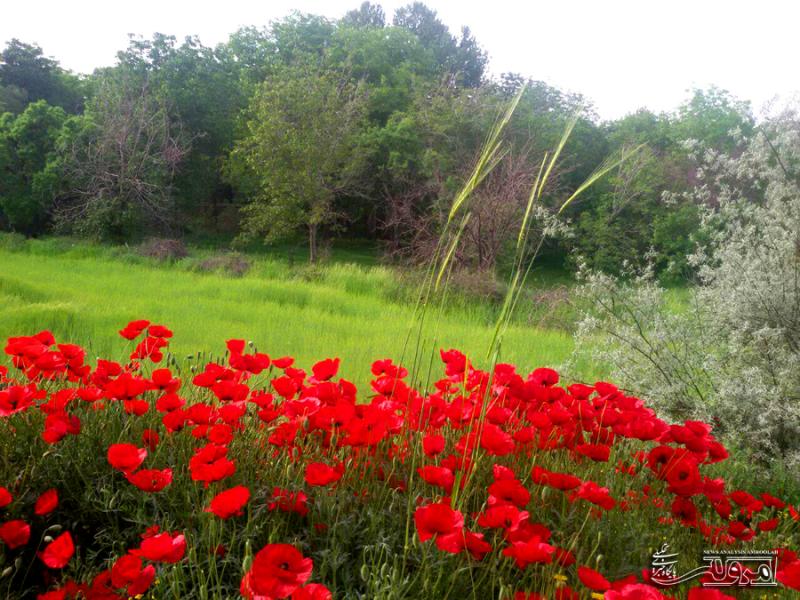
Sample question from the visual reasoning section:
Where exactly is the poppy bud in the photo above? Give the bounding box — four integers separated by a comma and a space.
242, 539, 252, 572
1, 567, 12, 578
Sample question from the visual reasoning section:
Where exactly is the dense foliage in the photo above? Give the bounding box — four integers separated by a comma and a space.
0, 3, 754, 276
0, 321, 798, 598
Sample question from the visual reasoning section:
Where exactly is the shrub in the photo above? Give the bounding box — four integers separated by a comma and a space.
195, 251, 251, 277
138, 238, 188, 262
571, 106, 800, 468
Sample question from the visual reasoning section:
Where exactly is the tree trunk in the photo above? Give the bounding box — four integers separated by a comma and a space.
308, 223, 318, 264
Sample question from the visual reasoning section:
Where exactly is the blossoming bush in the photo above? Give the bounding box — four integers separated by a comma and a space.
0, 321, 798, 599
571, 107, 800, 468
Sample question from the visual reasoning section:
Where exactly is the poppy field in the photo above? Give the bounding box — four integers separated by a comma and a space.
0, 317, 798, 600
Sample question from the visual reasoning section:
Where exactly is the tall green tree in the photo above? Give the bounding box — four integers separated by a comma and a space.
0, 100, 66, 233
393, 3, 486, 87
342, 2, 386, 28
227, 65, 369, 262
0, 39, 85, 113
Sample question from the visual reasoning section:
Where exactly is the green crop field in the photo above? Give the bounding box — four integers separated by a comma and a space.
0, 236, 597, 389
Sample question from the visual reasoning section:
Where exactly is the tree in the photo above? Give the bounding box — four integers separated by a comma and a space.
673, 86, 755, 152
393, 3, 486, 87
0, 40, 85, 113
0, 100, 66, 233
114, 34, 246, 230
0, 100, 66, 235
342, 2, 386, 28
0, 83, 28, 114
52, 73, 190, 240
227, 65, 369, 262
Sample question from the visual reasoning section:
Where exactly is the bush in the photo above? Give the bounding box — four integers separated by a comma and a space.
571, 106, 800, 469
194, 251, 251, 277
138, 238, 189, 262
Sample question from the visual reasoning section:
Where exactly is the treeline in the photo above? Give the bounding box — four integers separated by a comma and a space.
0, 2, 755, 276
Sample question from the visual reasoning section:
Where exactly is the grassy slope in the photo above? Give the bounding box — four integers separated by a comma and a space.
0, 237, 598, 388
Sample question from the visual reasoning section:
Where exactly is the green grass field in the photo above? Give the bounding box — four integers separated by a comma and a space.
0, 236, 598, 388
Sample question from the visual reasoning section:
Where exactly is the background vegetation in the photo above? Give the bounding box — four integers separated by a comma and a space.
0, 2, 755, 282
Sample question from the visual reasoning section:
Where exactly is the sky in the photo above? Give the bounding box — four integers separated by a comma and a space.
3, 0, 799, 120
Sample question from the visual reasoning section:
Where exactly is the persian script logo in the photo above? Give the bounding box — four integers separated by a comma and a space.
650, 543, 778, 587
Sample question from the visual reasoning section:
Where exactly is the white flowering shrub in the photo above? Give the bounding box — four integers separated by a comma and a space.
570, 107, 800, 467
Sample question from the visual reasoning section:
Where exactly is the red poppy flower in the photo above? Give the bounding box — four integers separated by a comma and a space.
665, 458, 702, 497
126, 469, 173, 492
604, 583, 668, 599
488, 479, 530, 508
132, 530, 186, 563
577, 565, 610, 591
553, 546, 576, 567
687, 587, 737, 599
464, 531, 492, 560
671, 497, 698, 525
0, 487, 11, 509
530, 466, 581, 491
0, 385, 40, 417
189, 443, 236, 486
502, 536, 555, 568
576, 443, 611, 462
111, 554, 156, 596
131, 336, 168, 363
107, 443, 147, 474
39, 531, 74, 569
119, 320, 150, 340
417, 465, 455, 494
777, 560, 800, 590
479, 423, 515, 456
477, 504, 528, 531
268, 488, 309, 517
272, 356, 294, 369
570, 481, 616, 510
757, 517, 779, 532
240, 543, 313, 599
42, 413, 81, 444
272, 376, 299, 400
206, 485, 250, 519
311, 358, 340, 382
0, 519, 30, 549
305, 462, 343, 487
156, 393, 184, 413
291, 583, 332, 600
142, 428, 160, 451
728, 520, 755, 541
147, 325, 173, 338
414, 502, 464, 552
440, 349, 467, 376
34, 488, 59, 516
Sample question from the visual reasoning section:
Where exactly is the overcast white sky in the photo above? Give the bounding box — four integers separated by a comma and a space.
3, 0, 798, 120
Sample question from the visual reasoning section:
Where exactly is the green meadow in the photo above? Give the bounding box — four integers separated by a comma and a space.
0, 236, 596, 388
